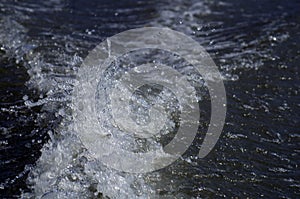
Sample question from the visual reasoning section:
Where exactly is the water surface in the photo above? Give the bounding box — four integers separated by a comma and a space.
0, 0, 299, 198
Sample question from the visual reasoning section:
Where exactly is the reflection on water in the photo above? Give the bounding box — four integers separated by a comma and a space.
0, 0, 299, 198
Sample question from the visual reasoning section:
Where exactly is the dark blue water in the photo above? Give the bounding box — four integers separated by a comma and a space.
0, 0, 299, 198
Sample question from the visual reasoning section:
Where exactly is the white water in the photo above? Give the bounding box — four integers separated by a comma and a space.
0, 0, 292, 198
0, 12, 159, 199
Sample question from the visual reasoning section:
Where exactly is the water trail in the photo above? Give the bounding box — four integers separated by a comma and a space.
0, 2, 160, 198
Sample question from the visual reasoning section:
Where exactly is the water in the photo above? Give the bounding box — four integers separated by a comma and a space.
0, 0, 299, 198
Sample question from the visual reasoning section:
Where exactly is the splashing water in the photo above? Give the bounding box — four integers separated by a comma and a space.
0, 0, 299, 198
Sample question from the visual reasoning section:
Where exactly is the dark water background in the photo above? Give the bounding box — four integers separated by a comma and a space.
0, 0, 299, 198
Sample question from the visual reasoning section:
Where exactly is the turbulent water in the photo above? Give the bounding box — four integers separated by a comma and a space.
0, 0, 299, 198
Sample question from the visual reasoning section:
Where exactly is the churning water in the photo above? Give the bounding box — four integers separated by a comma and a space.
0, 0, 299, 198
